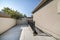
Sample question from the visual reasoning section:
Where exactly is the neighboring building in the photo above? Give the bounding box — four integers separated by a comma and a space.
27, 17, 33, 21
0, 11, 10, 18
32, 0, 60, 39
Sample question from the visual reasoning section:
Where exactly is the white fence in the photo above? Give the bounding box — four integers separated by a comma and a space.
0, 17, 16, 34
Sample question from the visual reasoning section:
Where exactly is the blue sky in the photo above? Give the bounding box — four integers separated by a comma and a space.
0, 0, 41, 17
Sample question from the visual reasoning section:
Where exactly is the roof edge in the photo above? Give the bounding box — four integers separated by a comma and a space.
32, 0, 53, 14
32, 0, 47, 14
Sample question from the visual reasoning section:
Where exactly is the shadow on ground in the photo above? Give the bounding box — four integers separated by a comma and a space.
0, 25, 28, 40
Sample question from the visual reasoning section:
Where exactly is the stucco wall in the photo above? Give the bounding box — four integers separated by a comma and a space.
17, 18, 28, 25
33, 0, 60, 39
0, 17, 16, 34
57, 0, 60, 13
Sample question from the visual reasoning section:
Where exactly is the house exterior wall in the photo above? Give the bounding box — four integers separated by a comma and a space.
57, 0, 60, 13
0, 11, 10, 18
0, 17, 16, 34
0, 14, 10, 18
33, 0, 60, 39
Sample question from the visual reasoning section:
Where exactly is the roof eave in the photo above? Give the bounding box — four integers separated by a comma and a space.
32, 0, 47, 14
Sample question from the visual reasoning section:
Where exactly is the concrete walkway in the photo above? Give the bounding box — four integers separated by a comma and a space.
0, 25, 57, 40
20, 26, 56, 40
0, 25, 28, 40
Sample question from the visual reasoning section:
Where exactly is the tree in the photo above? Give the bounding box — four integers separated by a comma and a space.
24, 14, 27, 17
2, 7, 24, 19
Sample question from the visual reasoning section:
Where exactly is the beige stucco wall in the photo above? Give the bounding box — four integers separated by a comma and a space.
57, 0, 60, 13
33, 0, 60, 39
17, 18, 28, 25
0, 17, 16, 34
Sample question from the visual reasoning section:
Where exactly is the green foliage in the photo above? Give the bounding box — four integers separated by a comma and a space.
24, 14, 27, 17
2, 7, 25, 19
